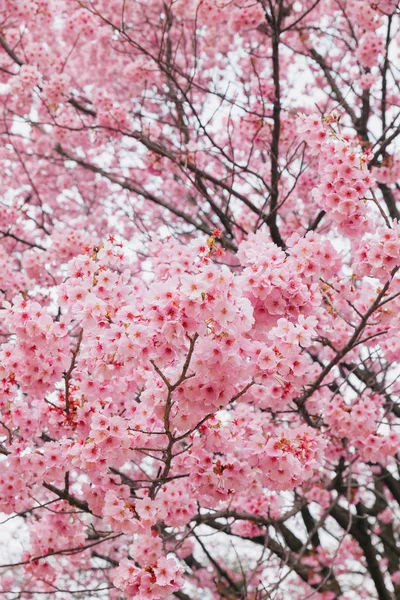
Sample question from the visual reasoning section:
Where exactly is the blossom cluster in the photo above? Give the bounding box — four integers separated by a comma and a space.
297, 113, 375, 235
112, 556, 184, 599
353, 221, 400, 280
1, 0, 400, 596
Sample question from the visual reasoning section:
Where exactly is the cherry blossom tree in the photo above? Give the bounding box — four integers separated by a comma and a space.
1, 0, 400, 598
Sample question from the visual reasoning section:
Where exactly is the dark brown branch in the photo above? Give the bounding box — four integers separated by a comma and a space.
0, 35, 23, 66
330, 504, 392, 600
266, 2, 286, 249
42, 481, 95, 515
295, 274, 396, 409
